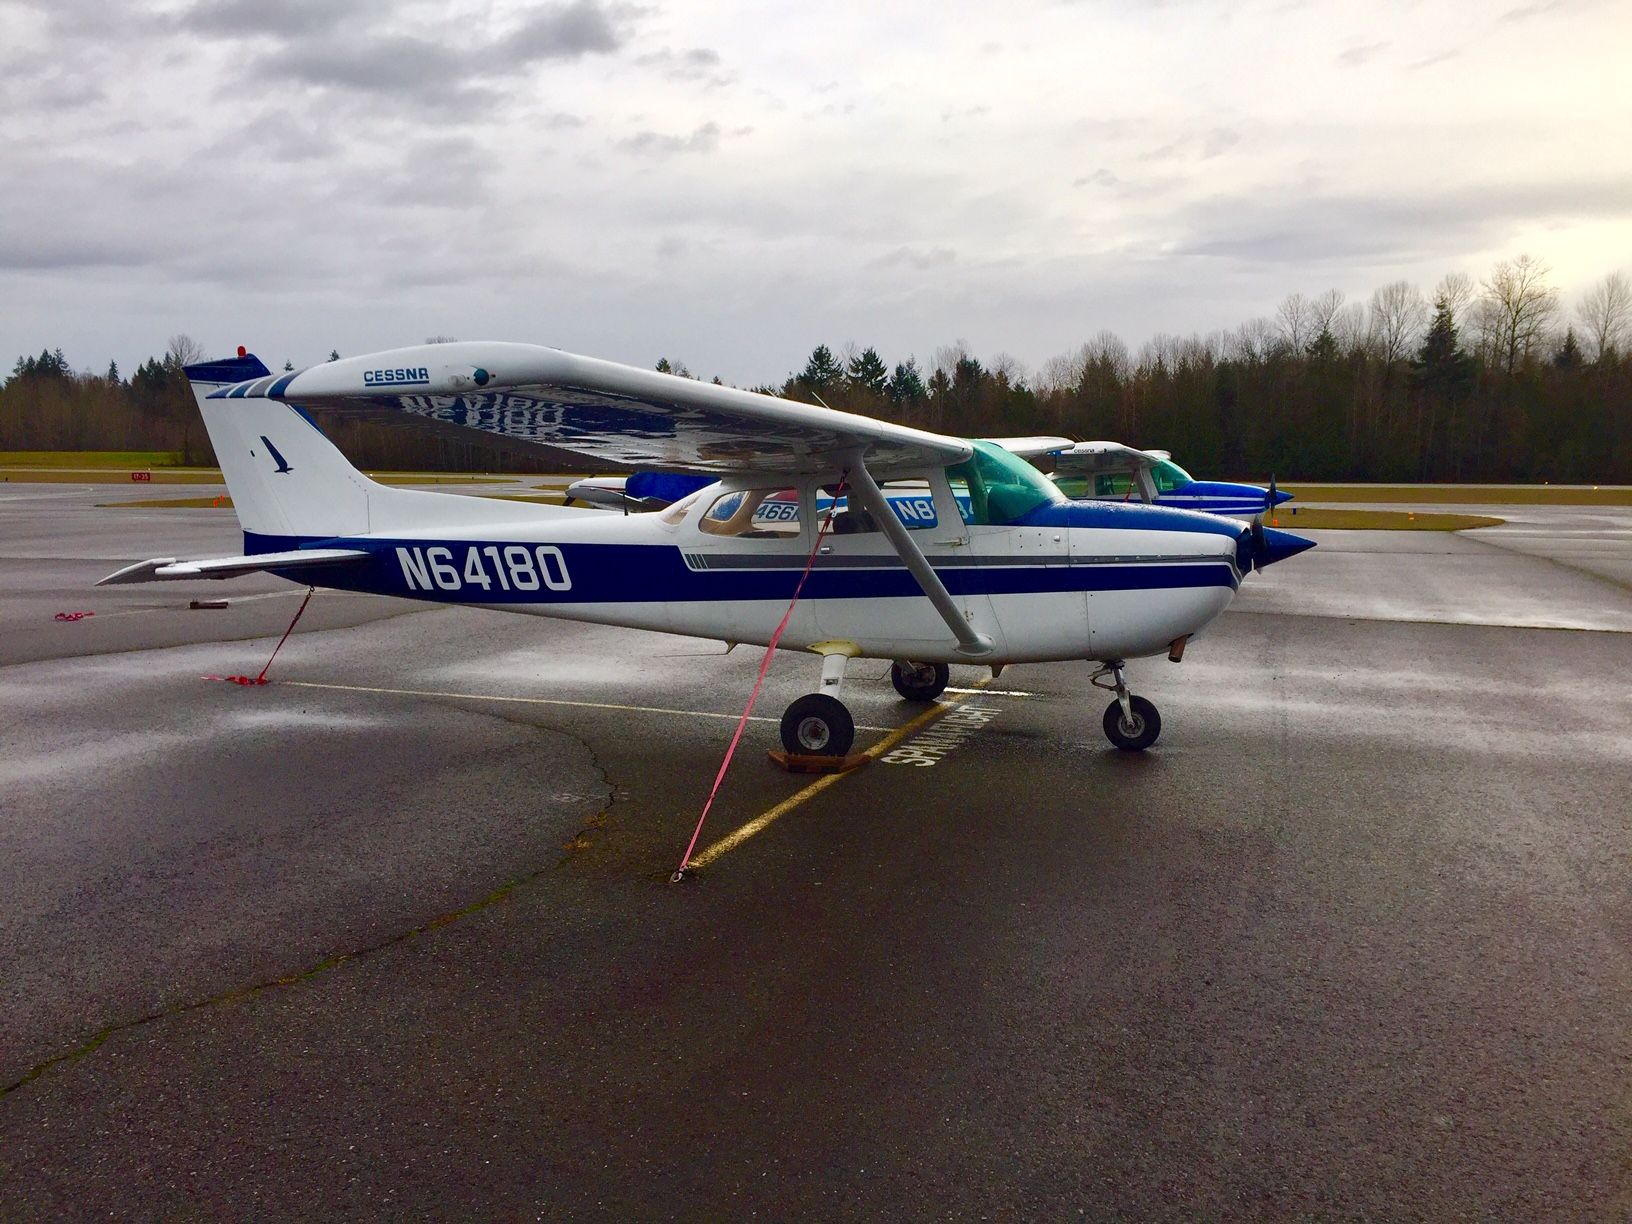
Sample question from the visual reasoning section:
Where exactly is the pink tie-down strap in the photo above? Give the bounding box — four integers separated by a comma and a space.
672, 478, 847, 881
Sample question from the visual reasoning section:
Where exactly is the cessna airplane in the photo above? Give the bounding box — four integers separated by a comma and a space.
1048, 442, 1292, 517
565, 445, 1290, 519
100, 343, 1313, 754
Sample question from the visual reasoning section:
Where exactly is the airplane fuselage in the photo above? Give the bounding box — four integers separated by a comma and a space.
259, 491, 1252, 666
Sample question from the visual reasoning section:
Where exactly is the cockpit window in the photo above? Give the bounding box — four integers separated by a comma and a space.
1151, 459, 1193, 493
947, 439, 1065, 525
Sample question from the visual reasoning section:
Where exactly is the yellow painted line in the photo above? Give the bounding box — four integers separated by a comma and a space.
279, 679, 892, 731
688, 676, 995, 870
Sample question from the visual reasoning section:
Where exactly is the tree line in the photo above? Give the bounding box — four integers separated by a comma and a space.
746, 259, 1631, 482
4, 257, 1630, 480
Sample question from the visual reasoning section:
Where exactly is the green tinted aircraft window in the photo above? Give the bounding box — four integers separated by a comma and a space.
947, 440, 1065, 525
1151, 459, 1193, 493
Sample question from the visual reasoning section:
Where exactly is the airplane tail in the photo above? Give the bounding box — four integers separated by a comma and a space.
185, 354, 374, 548
184, 352, 586, 553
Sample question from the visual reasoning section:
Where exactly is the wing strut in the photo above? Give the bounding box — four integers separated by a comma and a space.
845, 460, 994, 657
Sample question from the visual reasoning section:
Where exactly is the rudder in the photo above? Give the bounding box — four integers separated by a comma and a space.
185, 354, 373, 547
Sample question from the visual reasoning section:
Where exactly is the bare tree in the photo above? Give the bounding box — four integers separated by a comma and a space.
1230, 317, 1275, 362
1084, 329, 1130, 378
1037, 348, 1085, 395
932, 339, 972, 380
165, 333, 205, 368
1435, 272, 1475, 329
1577, 271, 1631, 361
1275, 293, 1313, 352
1333, 302, 1368, 355
988, 352, 1026, 387
1368, 280, 1428, 364
1309, 288, 1346, 339
1481, 254, 1559, 377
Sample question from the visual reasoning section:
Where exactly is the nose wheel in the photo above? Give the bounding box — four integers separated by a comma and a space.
780, 693, 855, 756
779, 641, 860, 757
1090, 661, 1162, 751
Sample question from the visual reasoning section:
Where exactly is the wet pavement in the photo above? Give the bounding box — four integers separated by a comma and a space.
2, 489, 1630, 1218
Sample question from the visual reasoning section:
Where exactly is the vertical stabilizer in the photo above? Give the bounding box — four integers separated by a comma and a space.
184, 355, 373, 547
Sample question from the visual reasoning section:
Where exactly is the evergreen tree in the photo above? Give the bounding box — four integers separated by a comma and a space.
846, 346, 888, 395
1412, 297, 1475, 400
328, 349, 341, 362
886, 358, 926, 404
283, 360, 294, 372
798, 344, 843, 392
655, 358, 672, 373
106, 359, 120, 383
1553, 328, 1583, 369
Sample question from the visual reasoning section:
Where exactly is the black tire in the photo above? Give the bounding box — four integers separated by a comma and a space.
780, 693, 855, 756
890, 660, 950, 702
1102, 695, 1161, 751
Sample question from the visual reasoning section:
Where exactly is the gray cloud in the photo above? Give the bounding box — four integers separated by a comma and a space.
502, 1, 624, 60
1175, 177, 1632, 267
1407, 50, 1459, 71
617, 121, 722, 157
868, 247, 958, 270
1337, 41, 1389, 68
1073, 169, 1118, 188
1500, 1, 1564, 21
636, 47, 734, 86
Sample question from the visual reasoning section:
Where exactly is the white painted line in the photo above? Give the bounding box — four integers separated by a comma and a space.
280, 679, 893, 730
945, 685, 1035, 697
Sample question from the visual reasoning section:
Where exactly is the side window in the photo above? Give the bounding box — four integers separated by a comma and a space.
699, 488, 804, 539
821, 482, 941, 534
1094, 473, 1133, 497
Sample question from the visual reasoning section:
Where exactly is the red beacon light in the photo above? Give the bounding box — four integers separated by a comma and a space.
236, 345, 247, 358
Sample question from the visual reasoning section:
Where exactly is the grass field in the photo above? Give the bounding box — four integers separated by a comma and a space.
0, 450, 187, 468
1273, 508, 1502, 530
1281, 483, 1632, 505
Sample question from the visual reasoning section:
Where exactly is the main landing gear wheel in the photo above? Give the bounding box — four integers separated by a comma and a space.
1102, 695, 1161, 752
781, 693, 855, 757
890, 660, 950, 702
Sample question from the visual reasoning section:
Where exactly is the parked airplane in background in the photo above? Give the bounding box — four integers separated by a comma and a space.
101, 343, 1313, 755
1047, 442, 1291, 518
566, 443, 1291, 520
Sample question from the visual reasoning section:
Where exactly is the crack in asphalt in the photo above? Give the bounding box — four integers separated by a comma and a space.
0, 719, 621, 1106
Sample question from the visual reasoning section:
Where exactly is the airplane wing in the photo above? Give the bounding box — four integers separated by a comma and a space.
1050, 441, 1164, 501
209, 343, 972, 477
983, 436, 1074, 458
97, 548, 369, 585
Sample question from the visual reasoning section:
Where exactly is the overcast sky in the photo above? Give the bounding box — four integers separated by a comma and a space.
3, 0, 1629, 384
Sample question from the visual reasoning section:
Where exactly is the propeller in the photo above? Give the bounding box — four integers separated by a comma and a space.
1267, 473, 1279, 512
1250, 512, 1267, 572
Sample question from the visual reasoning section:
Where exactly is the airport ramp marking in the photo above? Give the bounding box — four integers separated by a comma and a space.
689, 676, 997, 871
279, 680, 893, 731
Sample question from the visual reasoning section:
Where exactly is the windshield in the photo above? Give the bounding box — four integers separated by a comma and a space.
1152, 459, 1193, 492
948, 440, 1065, 525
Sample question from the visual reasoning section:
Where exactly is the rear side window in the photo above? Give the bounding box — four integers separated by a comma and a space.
699, 488, 803, 539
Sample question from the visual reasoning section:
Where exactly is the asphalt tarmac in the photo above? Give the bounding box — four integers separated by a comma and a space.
3, 484, 1631, 1218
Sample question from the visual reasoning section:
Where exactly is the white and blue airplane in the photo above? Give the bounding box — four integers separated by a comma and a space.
100, 342, 1313, 754
565, 443, 1291, 520
1047, 442, 1292, 518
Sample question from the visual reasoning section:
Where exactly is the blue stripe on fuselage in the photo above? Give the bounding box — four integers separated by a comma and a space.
246, 531, 1239, 603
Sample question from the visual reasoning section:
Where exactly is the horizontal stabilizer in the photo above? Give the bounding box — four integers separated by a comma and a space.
97, 548, 369, 585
